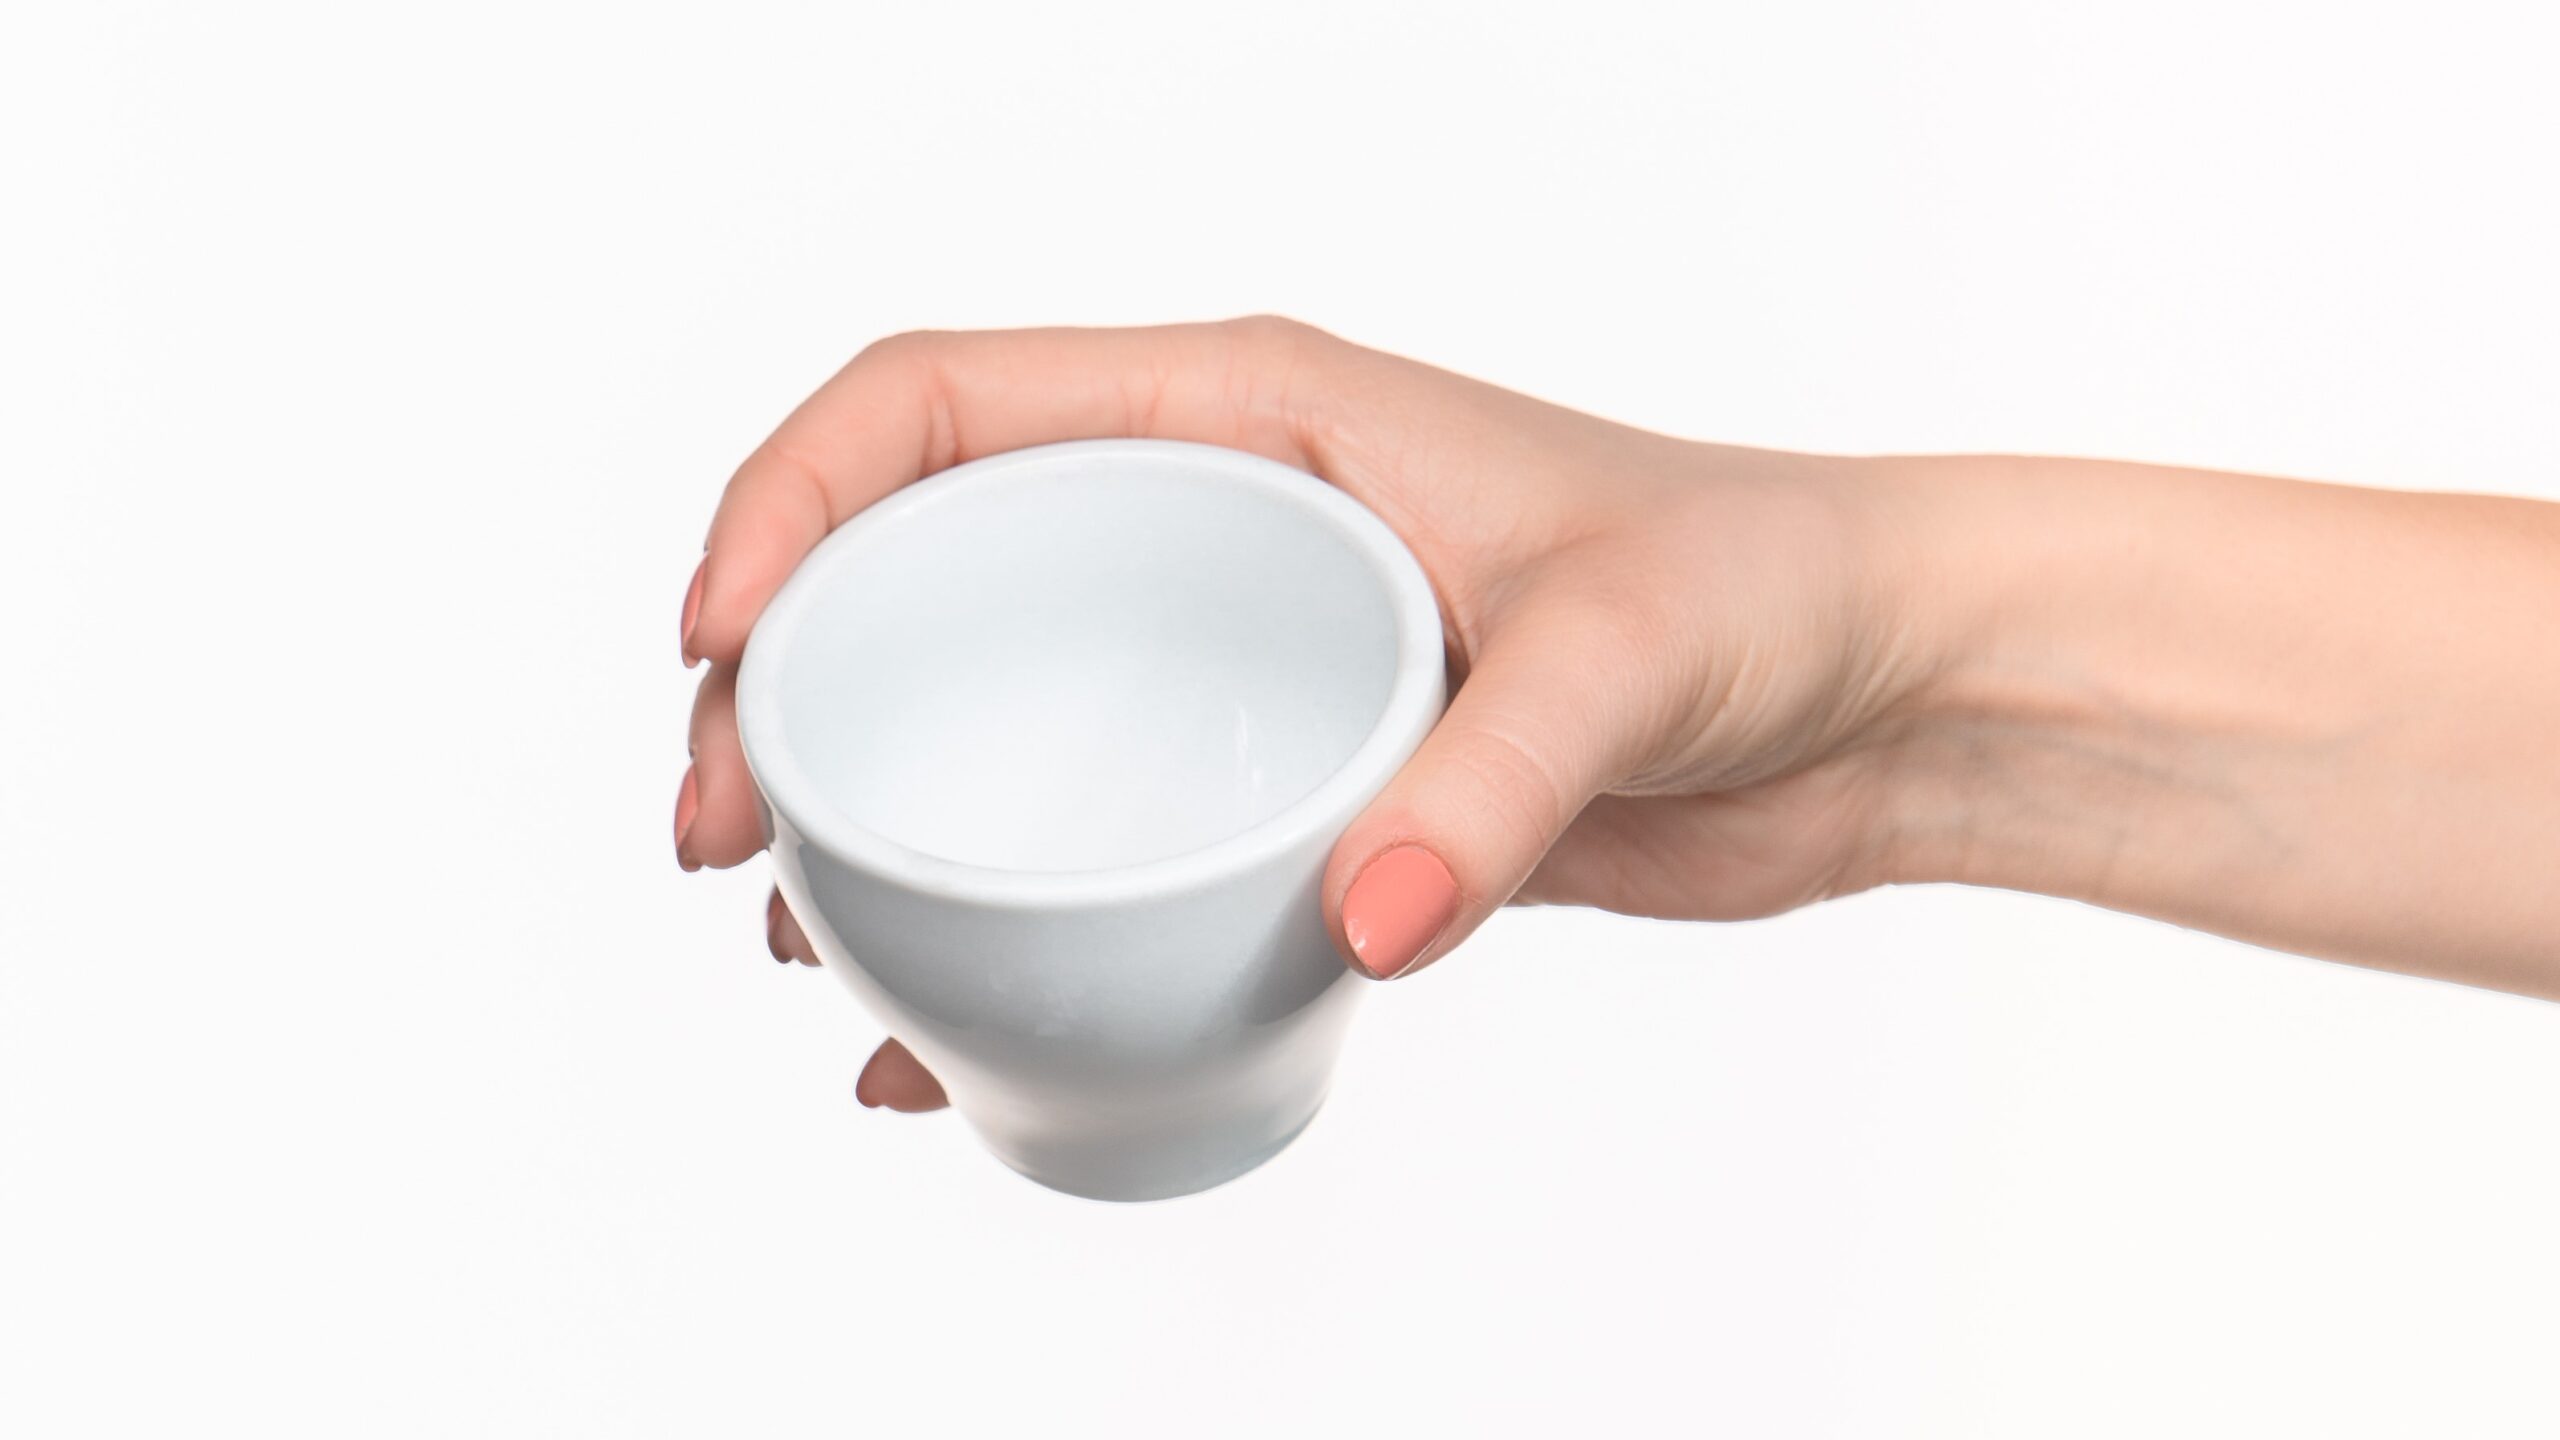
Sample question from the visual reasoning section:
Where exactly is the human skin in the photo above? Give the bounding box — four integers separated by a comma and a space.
673, 317, 2560, 1112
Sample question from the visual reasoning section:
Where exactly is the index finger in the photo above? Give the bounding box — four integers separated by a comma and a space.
683, 315, 1339, 668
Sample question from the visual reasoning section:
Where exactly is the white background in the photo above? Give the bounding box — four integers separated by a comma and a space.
5, 2, 2557, 1435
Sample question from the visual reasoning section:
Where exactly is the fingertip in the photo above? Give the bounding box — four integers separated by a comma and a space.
673, 766, 701, 872
679, 555, 706, 668
1340, 843, 1461, 980
695, 455, 837, 666
856, 1039, 950, 1113
766, 888, 821, 966
765, 888, 794, 963
682, 666, 770, 869
687, 554, 742, 668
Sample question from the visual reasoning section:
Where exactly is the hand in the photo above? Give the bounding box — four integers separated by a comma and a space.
675, 317, 1940, 1110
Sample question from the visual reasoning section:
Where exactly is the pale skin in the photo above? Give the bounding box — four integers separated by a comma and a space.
675, 317, 2560, 1113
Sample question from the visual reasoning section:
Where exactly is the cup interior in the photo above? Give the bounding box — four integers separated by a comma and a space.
755, 445, 1413, 874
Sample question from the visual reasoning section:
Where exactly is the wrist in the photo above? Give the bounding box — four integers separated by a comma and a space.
1856, 453, 2282, 904
1818, 451, 2560, 990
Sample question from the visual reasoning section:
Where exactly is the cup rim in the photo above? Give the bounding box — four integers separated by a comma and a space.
735, 438, 1447, 910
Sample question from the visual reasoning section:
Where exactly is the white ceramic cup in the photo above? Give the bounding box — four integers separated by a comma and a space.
737, 439, 1447, 1200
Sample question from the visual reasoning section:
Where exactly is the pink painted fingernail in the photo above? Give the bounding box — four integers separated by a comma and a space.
1341, 845, 1459, 980
680, 556, 706, 668
674, 766, 701, 871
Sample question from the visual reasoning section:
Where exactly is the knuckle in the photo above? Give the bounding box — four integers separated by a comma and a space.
853, 328, 945, 369
1223, 312, 1336, 363
1443, 720, 1571, 862
1225, 311, 1310, 340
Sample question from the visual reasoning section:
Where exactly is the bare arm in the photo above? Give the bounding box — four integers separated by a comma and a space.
1877, 455, 2560, 996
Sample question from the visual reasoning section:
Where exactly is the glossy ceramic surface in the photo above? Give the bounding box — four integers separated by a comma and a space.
736, 439, 1447, 1200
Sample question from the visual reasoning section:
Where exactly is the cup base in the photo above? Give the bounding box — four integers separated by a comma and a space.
983, 1097, 1327, 1203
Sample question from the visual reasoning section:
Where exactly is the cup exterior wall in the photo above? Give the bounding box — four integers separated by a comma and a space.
771, 808, 1368, 1201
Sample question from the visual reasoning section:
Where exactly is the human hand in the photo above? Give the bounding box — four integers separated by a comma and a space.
675, 318, 1941, 1110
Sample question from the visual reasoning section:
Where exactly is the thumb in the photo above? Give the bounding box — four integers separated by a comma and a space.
1324, 604, 1642, 980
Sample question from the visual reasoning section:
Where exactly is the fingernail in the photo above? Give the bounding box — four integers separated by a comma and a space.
674, 766, 700, 871
766, 890, 790, 962
1342, 845, 1459, 980
679, 556, 706, 668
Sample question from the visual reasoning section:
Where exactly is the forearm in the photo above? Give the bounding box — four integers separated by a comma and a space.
1875, 453, 2560, 996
